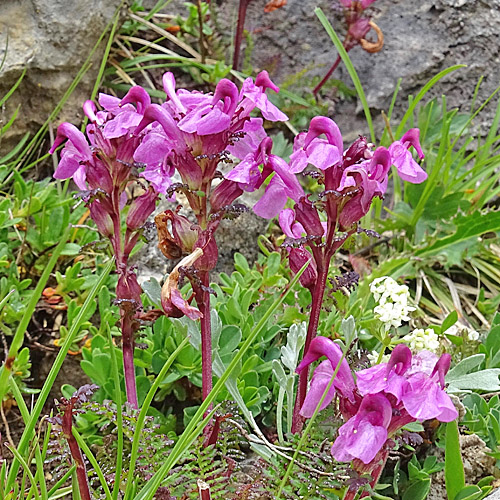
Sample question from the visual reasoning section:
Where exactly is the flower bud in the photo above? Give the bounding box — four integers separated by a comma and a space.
86, 160, 113, 194
89, 199, 114, 238
209, 179, 243, 212
294, 197, 324, 237
126, 187, 157, 231
288, 247, 317, 291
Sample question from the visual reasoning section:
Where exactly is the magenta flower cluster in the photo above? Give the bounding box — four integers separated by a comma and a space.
297, 338, 458, 465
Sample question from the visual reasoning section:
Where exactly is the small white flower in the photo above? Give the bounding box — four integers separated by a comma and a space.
467, 329, 480, 341
371, 276, 415, 329
403, 327, 440, 352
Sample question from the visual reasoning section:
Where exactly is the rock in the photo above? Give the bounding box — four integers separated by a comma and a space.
427, 434, 497, 500
0, 0, 123, 156
215, 0, 500, 140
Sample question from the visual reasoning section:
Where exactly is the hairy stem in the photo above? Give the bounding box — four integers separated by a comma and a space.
344, 448, 390, 499
291, 265, 329, 433
111, 190, 139, 409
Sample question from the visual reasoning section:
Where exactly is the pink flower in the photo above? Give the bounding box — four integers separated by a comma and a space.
331, 393, 392, 464
356, 345, 458, 422
296, 336, 356, 415
389, 128, 427, 183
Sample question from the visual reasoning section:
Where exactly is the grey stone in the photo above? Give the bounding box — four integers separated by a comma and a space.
486, 488, 500, 500
0, 0, 123, 156
215, 0, 500, 140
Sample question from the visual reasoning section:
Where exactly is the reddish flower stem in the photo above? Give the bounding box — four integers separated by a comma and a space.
233, 0, 253, 72
345, 448, 390, 500
62, 407, 92, 500
120, 308, 138, 408
291, 265, 329, 433
198, 271, 213, 401
111, 191, 139, 409
313, 54, 342, 98
198, 479, 212, 500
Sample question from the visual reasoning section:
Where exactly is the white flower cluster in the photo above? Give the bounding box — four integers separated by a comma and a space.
402, 328, 440, 352
444, 324, 480, 341
370, 276, 415, 329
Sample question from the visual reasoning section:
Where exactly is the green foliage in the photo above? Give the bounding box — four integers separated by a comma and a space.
462, 392, 500, 462
445, 420, 465, 500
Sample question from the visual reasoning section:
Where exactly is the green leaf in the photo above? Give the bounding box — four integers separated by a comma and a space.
402, 479, 431, 500
447, 369, 500, 392
453, 485, 484, 500
442, 311, 458, 334
447, 354, 485, 378
445, 420, 465, 500
415, 210, 500, 261
141, 277, 162, 307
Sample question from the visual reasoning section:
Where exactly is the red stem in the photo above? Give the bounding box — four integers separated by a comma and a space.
62, 408, 92, 500
291, 264, 329, 433
198, 479, 212, 500
345, 448, 390, 499
198, 271, 213, 401
121, 311, 138, 409
111, 190, 139, 409
313, 54, 342, 98
232, 0, 252, 73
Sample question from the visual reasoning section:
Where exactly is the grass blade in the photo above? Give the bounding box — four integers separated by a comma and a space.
5, 258, 115, 491
0, 224, 73, 403
315, 7, 375, 143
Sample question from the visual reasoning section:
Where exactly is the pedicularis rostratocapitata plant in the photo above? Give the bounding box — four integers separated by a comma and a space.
50, 68, 456, 496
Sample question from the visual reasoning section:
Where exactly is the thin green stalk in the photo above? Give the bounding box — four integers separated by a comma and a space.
276, 349, 346, 498
71, 470, 82, 500
0, 224, 72, 404
395, 65, 465, 139
73, 429, 113, 500
5, 258, 114, 491
6, 446, 40, 500
9, 380, 48, 500
47, 468, 76, 498
315, 8, 375, 143
123, 337, 189, 498
105, 322, 124, 500
134, 263, 307, 500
